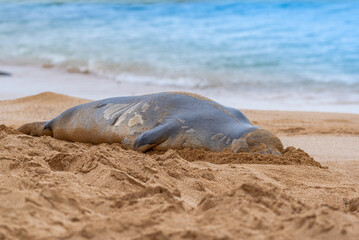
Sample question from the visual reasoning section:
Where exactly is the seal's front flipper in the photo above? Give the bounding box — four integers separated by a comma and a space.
134, 122, 177, 152
18, 121, 52, 137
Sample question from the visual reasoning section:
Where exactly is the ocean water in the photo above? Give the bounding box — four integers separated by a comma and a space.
0, 0, 359, 110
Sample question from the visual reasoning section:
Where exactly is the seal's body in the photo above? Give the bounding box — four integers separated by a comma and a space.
18, 92, 283, 154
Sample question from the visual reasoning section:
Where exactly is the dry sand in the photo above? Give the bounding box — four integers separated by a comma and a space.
1, 92, 359, 240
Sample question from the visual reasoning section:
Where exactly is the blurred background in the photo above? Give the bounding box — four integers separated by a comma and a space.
0, 0, 358, 112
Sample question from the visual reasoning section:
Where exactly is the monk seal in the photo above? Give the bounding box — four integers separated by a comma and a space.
18, 92, 283, 155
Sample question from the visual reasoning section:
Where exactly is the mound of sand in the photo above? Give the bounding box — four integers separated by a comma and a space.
0, 125, 358, 239
0, 92, 90, 128
153, 147, 322, 167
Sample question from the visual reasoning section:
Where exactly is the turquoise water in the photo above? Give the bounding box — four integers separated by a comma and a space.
1, 0, 359, 94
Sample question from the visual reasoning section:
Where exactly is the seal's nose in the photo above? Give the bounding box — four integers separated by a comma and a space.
243, 128, 284, 155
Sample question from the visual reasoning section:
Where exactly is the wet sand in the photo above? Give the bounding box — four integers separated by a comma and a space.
1, 91, 359, 239
2, 63, 358, 113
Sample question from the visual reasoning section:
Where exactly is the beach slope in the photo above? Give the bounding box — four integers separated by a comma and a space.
0, 92, 358, 239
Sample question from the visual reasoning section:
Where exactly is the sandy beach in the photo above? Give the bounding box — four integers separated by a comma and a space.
2, 0, 359, 238
0, 65, 359, 239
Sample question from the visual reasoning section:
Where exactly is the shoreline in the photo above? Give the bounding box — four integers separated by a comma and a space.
1, 63, 359, 114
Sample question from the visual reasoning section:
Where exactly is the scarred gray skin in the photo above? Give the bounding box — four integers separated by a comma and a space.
18, 92, 283, 154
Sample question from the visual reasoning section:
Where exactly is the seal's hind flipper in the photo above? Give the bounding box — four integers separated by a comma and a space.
134, 121, 177, 152
0, 71, 11, 77
18, 121, 52, 137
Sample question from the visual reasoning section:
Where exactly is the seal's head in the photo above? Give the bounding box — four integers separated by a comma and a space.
244, 129, 283, 155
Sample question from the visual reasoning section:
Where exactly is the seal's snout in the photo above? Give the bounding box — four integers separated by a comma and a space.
18, 121, 52, 137
243, 129, 284, 155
